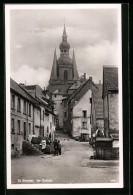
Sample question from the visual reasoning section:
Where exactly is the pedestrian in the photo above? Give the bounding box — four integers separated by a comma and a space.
58, 140, 62, 155
40, 138, 46, 153
53, 139, 59, 156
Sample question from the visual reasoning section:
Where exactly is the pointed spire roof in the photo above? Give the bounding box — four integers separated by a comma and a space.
60, 25, 70, 51
63, 24, 67, 37
72, 50, 79, 79
62, 24, 67, 42
50, 49, 57, 80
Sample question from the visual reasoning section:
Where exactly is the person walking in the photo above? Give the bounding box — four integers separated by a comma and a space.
58, 140, 62, 155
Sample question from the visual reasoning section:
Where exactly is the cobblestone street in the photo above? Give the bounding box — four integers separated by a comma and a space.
11, 131, 119, 184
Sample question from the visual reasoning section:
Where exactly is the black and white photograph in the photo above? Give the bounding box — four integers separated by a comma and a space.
5, 4, 123, 189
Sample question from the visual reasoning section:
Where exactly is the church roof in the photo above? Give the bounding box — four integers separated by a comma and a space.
58, 55, 72, 66
49, 49, 57, 80
63, 24, 67, 37
72, 50, 79, 79
60, 24, 70, 50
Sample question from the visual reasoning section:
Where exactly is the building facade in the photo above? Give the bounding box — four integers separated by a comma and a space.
68, 78, 98, 139
102, 66, 119, 138
10, 78, 40, 153
21, 84, 55, 140
11, 78, 56, 155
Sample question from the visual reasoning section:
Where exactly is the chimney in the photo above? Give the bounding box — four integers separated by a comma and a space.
84, 73, 86, 81
89, 76, 92, 81
19, 83, 25, 86
99, 80, 101, 84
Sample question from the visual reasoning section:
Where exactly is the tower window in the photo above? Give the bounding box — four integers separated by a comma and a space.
64, 70, 68, 80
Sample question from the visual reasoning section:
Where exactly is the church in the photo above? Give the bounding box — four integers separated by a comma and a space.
47, 25, 81, 130
47, 25, 79, 94
47, 25, 103, 139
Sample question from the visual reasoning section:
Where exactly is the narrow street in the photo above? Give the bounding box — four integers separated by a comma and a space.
11, 131, 119, 184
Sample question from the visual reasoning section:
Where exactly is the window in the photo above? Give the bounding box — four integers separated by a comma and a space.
64, 112, 67, 117
11, 144, 14, 149
64, 70, 68, 80
23, 122, 26, 140
82, 122, 87, 129
17, 120, 21, 134
29, 123, 31, 135
55, 94, 56, 98
23, 101, 26, 114
90, 98, 92, 104
11, 118, 15, 133
82, 110, 87, 118
11, 94, 15, 109
28, 104, 31, 116
17, 98, 21, 112
47, 127, 49, 137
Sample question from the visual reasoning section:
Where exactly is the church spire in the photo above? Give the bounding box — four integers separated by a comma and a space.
62, 24, 67, 42
49, 49, 57, 80
60, 25, 70, 54
72, 50, 79, 79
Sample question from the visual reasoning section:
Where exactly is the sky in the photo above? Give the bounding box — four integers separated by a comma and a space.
10, 6, 119, 88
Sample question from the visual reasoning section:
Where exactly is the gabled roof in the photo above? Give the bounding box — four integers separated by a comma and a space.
92, 84, 103, 119
68, 74, 85, 90
10, 78, 39, 106
102, 66, 118, 98
68, 78, 97, 103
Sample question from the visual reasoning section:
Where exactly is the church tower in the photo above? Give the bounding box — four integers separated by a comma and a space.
48, 25, 79, 94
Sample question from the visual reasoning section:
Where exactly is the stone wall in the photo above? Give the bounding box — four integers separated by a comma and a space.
103, 93, 119, 137
95, 147, 119, 160
108, 93, 119, 131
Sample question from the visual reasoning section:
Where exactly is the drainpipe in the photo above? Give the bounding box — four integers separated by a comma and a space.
40, 106, 41, 137
33, 105, 35, 135
26, 101, 29, 140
